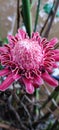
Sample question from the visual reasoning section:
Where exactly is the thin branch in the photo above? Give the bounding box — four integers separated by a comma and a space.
40, 10, 52, 36
34, 0, 40, 32
40, 0, 55, 36
39, 86, 59, 110
7, 95, 27, 130
44, 0, 59, 38
17, 0, 20, 30
44, 84, 59, 108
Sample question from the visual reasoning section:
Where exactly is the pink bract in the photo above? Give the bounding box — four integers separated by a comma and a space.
0, 29, 59, 94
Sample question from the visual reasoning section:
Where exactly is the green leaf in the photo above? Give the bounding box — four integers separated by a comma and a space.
34, 0, 40, 32
31, 0, 36, 9
3, 38, 8, 44
22, 0, 32, 37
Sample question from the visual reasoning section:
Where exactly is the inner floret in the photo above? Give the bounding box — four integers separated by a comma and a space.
13, 39, 43, 71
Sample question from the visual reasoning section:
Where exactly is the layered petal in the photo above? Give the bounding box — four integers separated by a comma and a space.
16, 29, 29, 40
8, 35, 17, 44
0, 73, 21, 91
12, 73, 21, 81
23, 78, 34, 94
0, 73, 15, 91
0, 69, 10, 77
53, 63, 58, 68
42, 71, 58, 87
33, 75, 43, 87
49, 38, 58, 47
53, 49, 59, 61
32, 32, 41, 42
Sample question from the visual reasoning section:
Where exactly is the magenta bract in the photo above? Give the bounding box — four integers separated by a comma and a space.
0, 29, 59, 94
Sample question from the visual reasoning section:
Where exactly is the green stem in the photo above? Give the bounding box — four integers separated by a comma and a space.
17, 0, 20, 30
34, 0, 40, 32
22, 0, 32, 37
34, 88, 40, 117
33, 0, 40, 116
31, 0, 36, 9
35, 89, 40, 116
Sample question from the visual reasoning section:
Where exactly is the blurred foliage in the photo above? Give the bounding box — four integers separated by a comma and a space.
0, 85, 59, 130
43, 3, 53, 14
3, 38, 8, 44
0, 37, 8, 45
43, 3, 59, 17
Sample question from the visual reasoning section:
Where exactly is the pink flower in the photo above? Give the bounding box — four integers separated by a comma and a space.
0, 29, 59, 94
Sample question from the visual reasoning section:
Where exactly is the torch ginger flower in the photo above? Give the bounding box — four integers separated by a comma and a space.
0, 29, 59, 94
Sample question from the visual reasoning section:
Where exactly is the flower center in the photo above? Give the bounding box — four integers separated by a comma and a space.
13, 39, 43, 71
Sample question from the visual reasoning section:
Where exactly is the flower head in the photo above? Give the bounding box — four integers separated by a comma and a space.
0, 29, 59, 94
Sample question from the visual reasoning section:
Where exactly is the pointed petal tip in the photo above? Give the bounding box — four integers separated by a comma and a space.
42, 71, 58, 87
26, 85, 34, 94
0, 69, 10, 77
33, 75, 43, 87
23, 78, 34, 94
50, 37, 59, 46
0, 87, 8, 91
0, 74, 14, 91
7, 35, 12, 41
